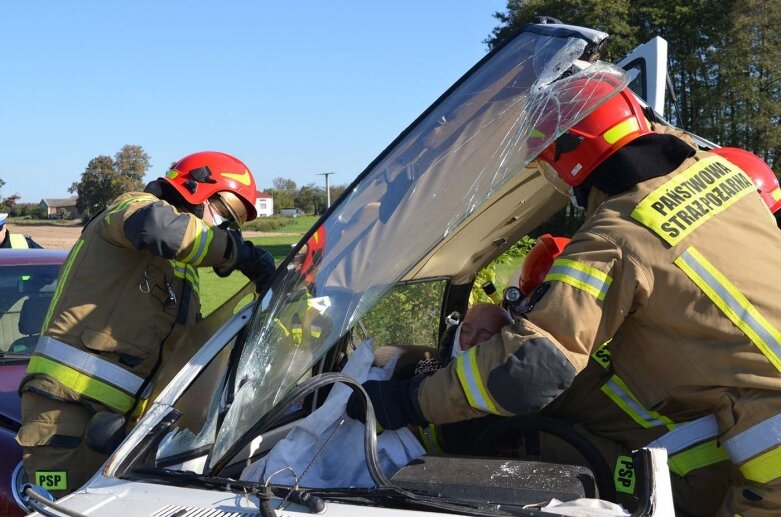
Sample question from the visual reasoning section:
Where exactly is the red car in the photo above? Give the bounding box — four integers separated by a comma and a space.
0, 249, 66, 516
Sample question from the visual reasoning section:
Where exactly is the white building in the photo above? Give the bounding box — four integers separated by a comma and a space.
255, 192, 274, 217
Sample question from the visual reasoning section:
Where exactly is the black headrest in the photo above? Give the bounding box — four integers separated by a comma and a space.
19, 296, 52, 335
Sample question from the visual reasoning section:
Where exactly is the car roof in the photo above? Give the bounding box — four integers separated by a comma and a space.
0, 249, 68, 266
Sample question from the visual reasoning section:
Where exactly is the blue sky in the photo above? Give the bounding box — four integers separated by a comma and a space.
1, 1, 507, 202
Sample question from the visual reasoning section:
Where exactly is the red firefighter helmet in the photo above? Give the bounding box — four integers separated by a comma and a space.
537, 81, 652, 187
301, 226, 326, 285
711, 147, 781, 214
165, 151, 258, 223
520, 234, 571, 296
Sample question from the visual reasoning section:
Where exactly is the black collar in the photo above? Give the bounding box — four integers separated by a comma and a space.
574, 133, 695, 208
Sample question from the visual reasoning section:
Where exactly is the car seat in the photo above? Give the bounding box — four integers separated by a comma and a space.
9, 295, 51, 353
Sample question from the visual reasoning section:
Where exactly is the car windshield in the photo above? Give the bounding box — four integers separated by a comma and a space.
0, 264, 60, 356
210, 25, 630, 466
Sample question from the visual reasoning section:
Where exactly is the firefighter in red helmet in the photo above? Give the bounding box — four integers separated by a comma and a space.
712, 147, 781, 226
518, 234, 571, 296
17, 151, 276, 497
348, 73, 781, 515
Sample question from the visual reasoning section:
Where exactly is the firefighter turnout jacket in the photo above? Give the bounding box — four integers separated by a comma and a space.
417, 147, 781, 515
16, 192, 239, 495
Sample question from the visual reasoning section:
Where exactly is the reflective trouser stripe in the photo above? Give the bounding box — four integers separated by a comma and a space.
667, 440, 729, 477
455, 346, 500, 415
9, 234, 29, 248
675, 247, 781, 373
33, 336, 145, 395
601, 376, 675, 430
42, 239, 84, 330
724, 414, 781, 483
648, 415, 727, 477
26, 356, 137, 413
545, 259, 613, 301
649, 415, 718, 454
417, 425, 443, 454
180, 218, 213, 266
738, 447, 781, 484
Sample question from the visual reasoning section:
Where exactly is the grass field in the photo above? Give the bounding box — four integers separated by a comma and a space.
199, 233, 304, 315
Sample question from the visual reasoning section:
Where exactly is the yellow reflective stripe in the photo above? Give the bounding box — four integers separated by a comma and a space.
181, 218, 213, 266
603, 117, 640, 145
417, 425, 443, 454
9, 234, 29, 248
667, 439, 729, 477
26, 356, 136, 413
675, 247, 781, 373
42, 239, 84, 331
103, 194, 157, 223
170, 261, 200, 296
601, 376, 676, 430
631, 156, 755, 246
455, 346, 500, 415
738, 446, 781, 484
545, 258, 613, 301
772, 188, 781, 202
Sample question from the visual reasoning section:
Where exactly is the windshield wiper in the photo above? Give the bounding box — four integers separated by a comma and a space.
128, 468, 278, 516
301, 486, 534, 516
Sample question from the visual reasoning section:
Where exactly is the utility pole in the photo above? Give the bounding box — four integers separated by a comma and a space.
316, 172, 335, 210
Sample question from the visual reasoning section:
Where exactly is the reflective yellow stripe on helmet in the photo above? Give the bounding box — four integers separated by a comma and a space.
455, 346, 500, 415
545, 259, 612, 301
675, 246, 781, 373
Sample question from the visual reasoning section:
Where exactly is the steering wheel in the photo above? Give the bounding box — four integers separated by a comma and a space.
209, 372, 391, 487
466, 414, 617, 503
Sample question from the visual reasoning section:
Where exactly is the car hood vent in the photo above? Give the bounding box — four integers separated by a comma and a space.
153, 505, 257, 517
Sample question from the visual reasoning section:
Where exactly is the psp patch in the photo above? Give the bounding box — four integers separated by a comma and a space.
35, 470, 67, 491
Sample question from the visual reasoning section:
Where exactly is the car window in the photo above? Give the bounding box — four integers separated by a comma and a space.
360, 279, 447, 350
0, 264, 60, 355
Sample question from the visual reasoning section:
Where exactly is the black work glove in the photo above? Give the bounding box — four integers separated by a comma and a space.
216, 229, 276, 292
346, 378, 429, 430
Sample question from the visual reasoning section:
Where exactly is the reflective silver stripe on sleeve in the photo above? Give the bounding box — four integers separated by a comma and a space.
34, 336, 145, 395
723, 413, 781, 464
648, 415, 719, 455
603, 378, 669, 428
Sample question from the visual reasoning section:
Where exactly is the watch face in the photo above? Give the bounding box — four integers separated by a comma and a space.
503, 286, 522, 303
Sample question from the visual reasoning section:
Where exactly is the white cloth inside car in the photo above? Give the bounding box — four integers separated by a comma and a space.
240, 340, 425, 488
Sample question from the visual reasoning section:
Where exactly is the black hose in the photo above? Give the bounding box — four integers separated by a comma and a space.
468, 414, 617, 503
209, 372, 391, 488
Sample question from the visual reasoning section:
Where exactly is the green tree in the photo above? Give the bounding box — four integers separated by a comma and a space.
269, 177, 297, 210
114, 145, 150, 190
70, 145, 152, 221
296, 183, 325, 214
488, 0, 781, 175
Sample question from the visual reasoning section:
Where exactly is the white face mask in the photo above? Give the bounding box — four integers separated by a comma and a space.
206, 202, 226, 227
